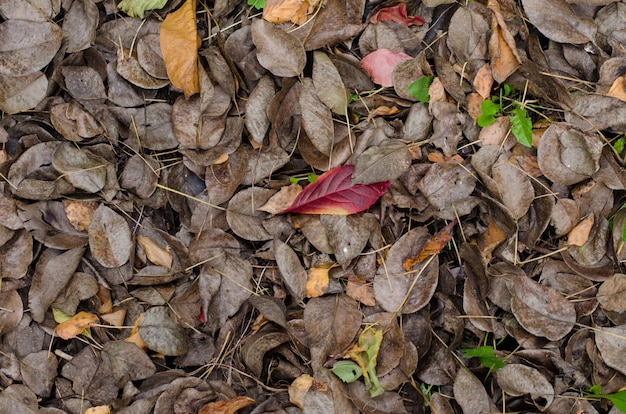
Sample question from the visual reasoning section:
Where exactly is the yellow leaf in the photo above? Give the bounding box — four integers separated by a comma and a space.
198, 396, 255, 414
288, 374, 313, 409
136, 235, 173, 269
306, 262, 335, 298
55, 311, 99, 340
84, 406, 111, 414
160, 0, 200, 98
62, 199, 98, 231
125, 314, 148, 349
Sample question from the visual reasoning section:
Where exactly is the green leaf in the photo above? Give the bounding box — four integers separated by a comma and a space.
461, 346, 505, 370
621, 220, 626, 243
307, 173, 318, 183
248, 0, 265, 9
614, 136, 626, 154
502, 84, 514, 97
118, 0, 167, 18
332, 360, 362, 383
477, 99, 499, 127
511, 107, 532, 147
585, 386, 626, 413
587, 384, 602, 395
407, 76, 435, 103
345, 327, 385, 398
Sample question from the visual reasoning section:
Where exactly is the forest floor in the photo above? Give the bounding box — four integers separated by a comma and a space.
1, 0, 626, 413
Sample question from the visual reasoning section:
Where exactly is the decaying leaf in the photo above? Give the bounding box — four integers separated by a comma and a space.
54, 310, 99, 340
118, 0, 167, 18
403, 220, 456, 269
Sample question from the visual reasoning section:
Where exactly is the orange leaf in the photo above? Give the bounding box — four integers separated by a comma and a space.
55, 311, 99, 340
160, 0, 200, 98
473, 63, 494, 99
404, 220, 457, 270
476, 215, 506, 260
567, 213, 594, 247
487, 0, 521, 83
263, 0, 306, 24
305, 262, 334, 298
346, 277, 376, 307
136, 235, 173, 269
198, 396, 255, 414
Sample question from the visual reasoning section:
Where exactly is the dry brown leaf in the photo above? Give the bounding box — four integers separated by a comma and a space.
474, 63, 494, 99
198, 396, 256, 414
513, 155, 543, 178
55, 311, 99, 340
136, 235, 173, 269
96, 285, 113, 314
607, 75, 626, 102
488, 1, 521, 83
160, 0, 200, 98
99, 307, 127, 328
428, 77, 446, 104
366, 105, 400, 121
567, 213, 594, 247
476, 215, 507, 260
467, 92, 484, 120
257, 184, 302, 214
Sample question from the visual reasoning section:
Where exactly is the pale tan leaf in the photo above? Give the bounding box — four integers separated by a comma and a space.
136, 235, 173, 270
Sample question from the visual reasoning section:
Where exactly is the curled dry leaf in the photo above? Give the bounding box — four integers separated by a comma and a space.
136, 235, 173, 269
160, 0, 200, 98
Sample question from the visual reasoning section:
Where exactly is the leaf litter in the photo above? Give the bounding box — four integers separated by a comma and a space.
1, 0, 626, 413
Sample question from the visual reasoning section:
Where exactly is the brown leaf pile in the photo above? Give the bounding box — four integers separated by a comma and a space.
1, 0, 626, 413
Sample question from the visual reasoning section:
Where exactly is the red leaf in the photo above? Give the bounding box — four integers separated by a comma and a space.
370, 3, 425, 26
361, 49, 413, 87
280, 165, 390, 215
